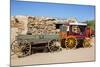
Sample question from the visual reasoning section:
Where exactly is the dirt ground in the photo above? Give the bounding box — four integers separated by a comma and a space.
11, 45, 95, 66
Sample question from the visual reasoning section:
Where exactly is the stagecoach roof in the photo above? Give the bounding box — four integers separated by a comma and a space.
69, 23, 87, 25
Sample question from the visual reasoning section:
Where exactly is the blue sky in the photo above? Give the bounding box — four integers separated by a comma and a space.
11, 0, 95, 21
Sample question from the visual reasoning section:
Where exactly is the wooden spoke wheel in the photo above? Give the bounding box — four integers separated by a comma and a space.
11, 40, 21, 55
83, 39, 91, 48
48, 40, 60, 52
65, 38, 77, 49
11, 40, 31, 57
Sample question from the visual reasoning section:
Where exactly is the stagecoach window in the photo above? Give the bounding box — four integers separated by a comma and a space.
55, 24, 62, 29
60, 25, 68, 32
71, 25, 86, 35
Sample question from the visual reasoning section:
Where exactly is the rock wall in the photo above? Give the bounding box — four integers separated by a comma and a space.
27, 16, 59, 35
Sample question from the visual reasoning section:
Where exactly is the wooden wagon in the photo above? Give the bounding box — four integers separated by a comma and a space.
11, 34, 61, 57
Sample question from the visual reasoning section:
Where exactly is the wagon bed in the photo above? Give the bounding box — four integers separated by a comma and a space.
16, 34, 60, 43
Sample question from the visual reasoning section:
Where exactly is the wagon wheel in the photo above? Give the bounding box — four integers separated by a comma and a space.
48, 40, 60, 52
11, 40, 31, 57
83, 38, 91, 48
11, 40, 21, 55
65, 38, 77, 49
19, 40, 31, 57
